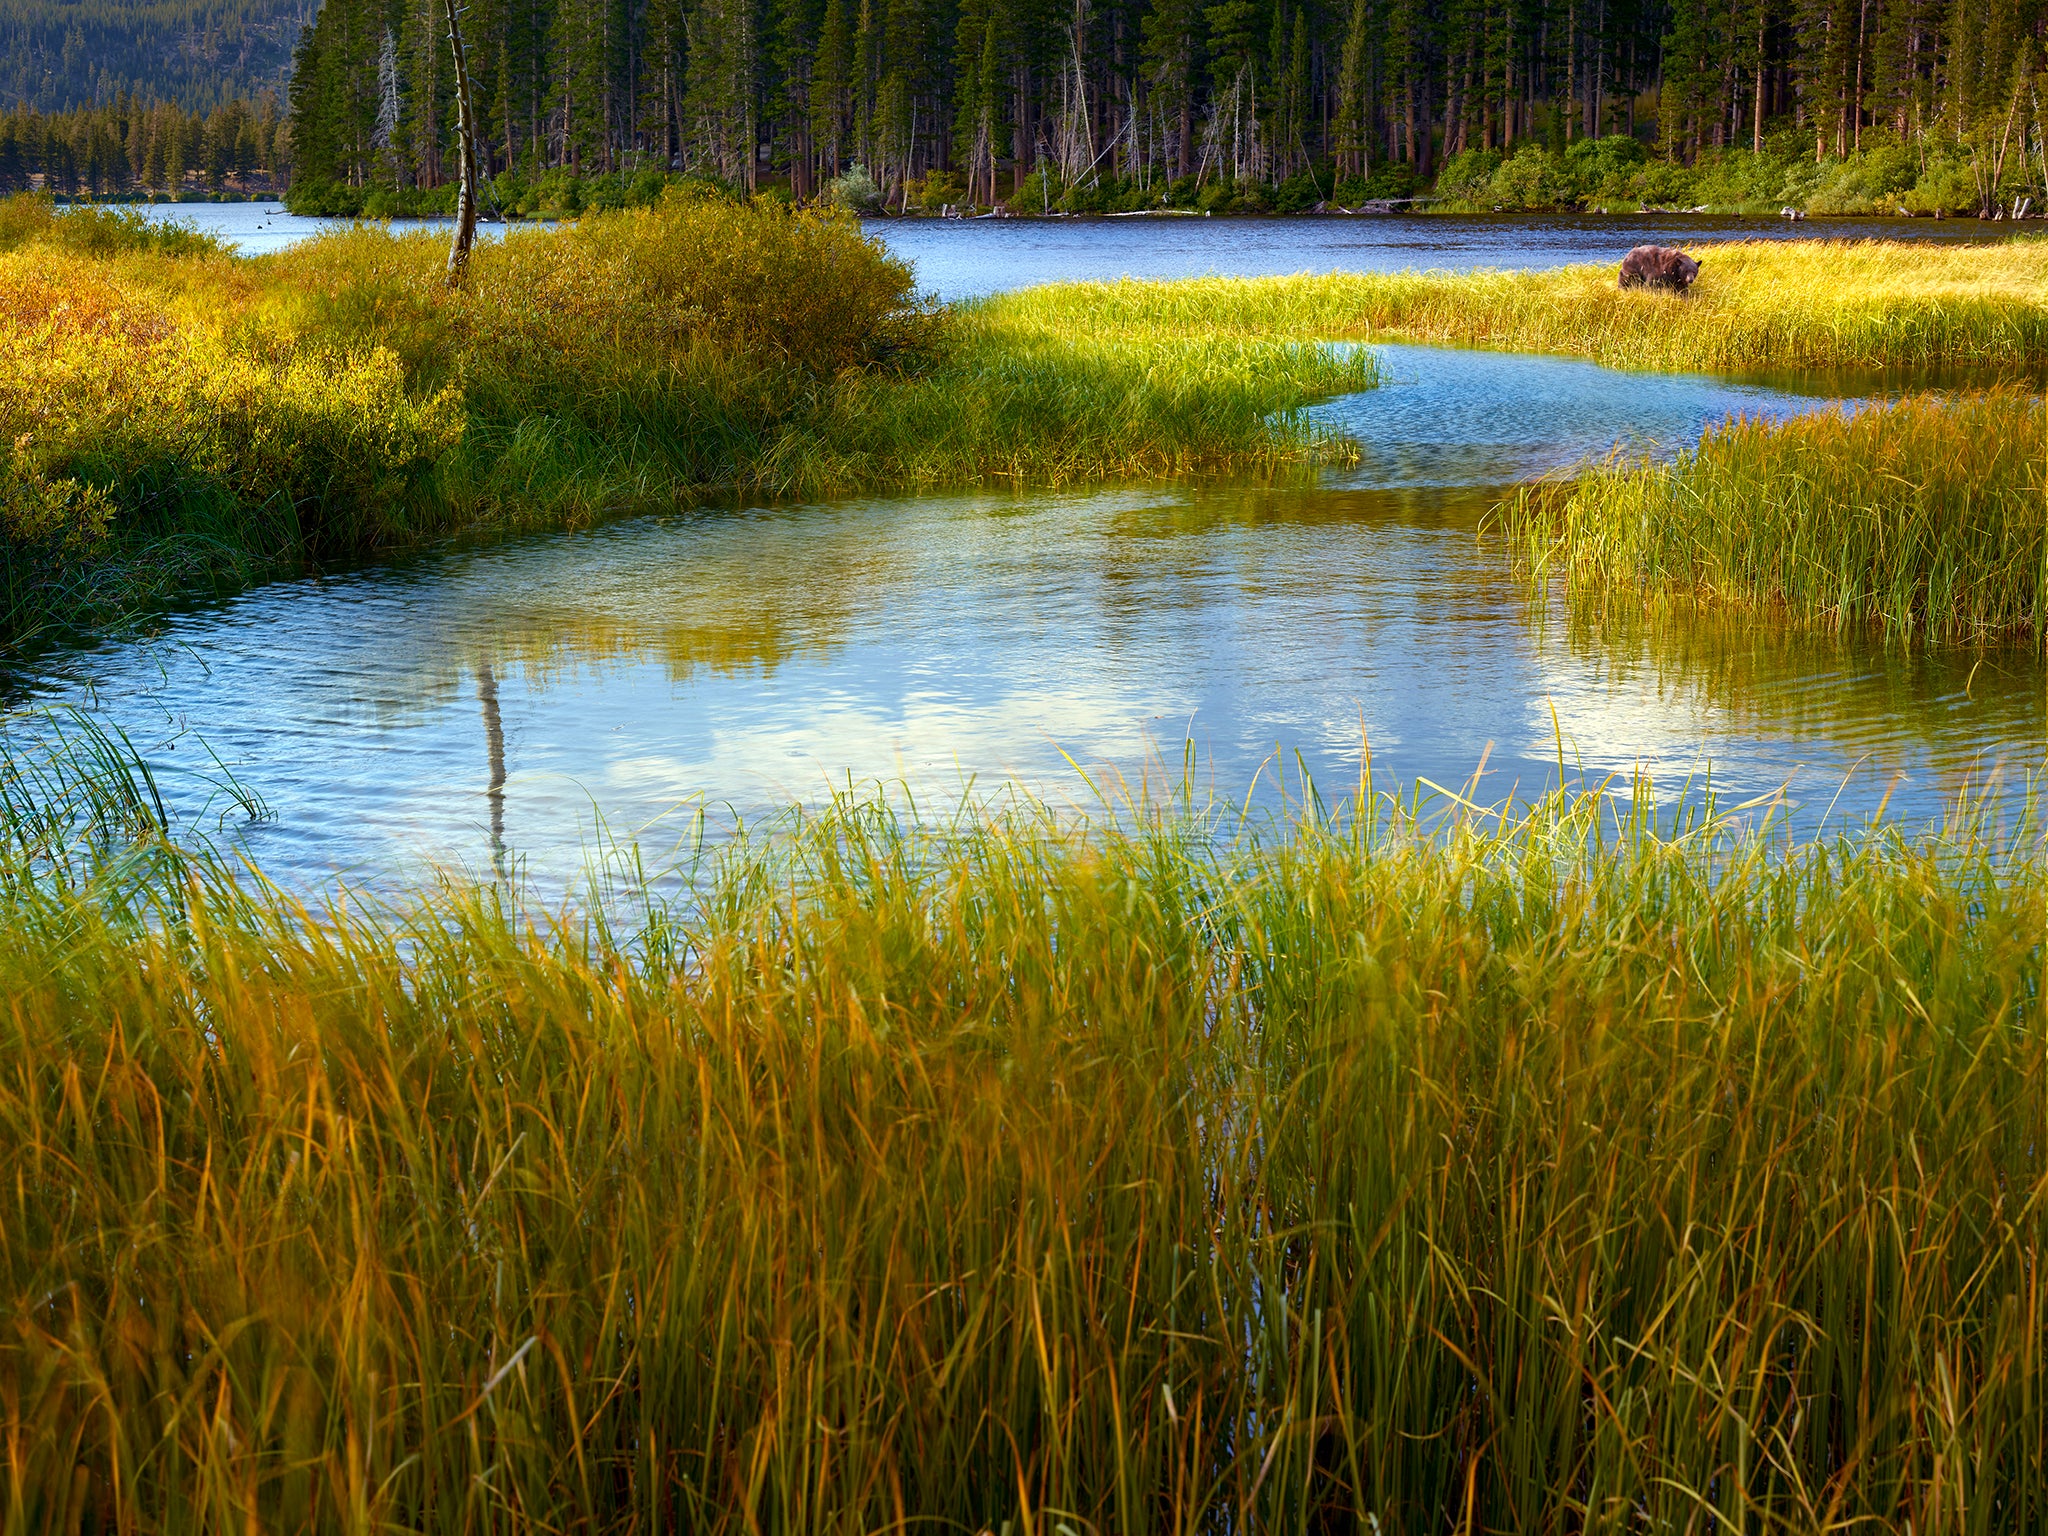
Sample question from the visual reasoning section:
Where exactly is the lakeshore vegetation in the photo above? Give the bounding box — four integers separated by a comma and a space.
1500, 388, 2048, 644
13, 186, 2048, 646
0, 188, 1371, 646
6, 57, 2048, 1536
0, 732, 2042, 1532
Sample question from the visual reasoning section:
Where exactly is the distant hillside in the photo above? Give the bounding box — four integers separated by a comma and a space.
0, 0, 315, 112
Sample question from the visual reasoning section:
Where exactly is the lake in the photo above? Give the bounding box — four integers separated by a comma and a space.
7, 322, 2039, 894
141, 199, 2028, 297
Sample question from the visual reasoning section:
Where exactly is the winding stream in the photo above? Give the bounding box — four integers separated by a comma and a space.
6, 337, 2039, 894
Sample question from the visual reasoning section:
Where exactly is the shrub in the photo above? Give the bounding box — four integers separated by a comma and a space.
1562, 132, 1648, 203
1805, 140, 1920, 214
1902, 155, 1977, 215
905, 169, 968, 209
0, 193, 937, 638
1487, 145, 1576, 209
1632, 159, 1698, 206
532, 166, 585, 216
1430, 147, 1502, 207
1270, 165, 1330, 212
828, 163, 885, 212
280, 178, 365, 217
1332, 164, 1418, 204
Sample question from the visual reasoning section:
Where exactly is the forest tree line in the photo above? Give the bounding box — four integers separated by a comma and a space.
279, 0, 2048, 211
0, 96, 289, 194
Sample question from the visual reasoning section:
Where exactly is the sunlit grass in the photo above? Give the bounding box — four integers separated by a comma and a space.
995, 237, 2048, 372
0, 191, 1369, 647
1, 725, 2043, 1533
1497, 389, 2048, 643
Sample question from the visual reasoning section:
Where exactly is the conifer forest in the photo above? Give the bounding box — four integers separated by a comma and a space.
273, 0, 2048, 213
0, 0, 310, 110
0, 96, 289, 193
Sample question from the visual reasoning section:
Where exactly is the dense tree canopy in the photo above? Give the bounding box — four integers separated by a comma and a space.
279, 0, 2048, 208
12, 0, 2048, 214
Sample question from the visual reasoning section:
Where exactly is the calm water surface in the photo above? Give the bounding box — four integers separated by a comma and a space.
140, 200, 2026, 296
9, 342, 2040, 892
870, 213, 2036, 299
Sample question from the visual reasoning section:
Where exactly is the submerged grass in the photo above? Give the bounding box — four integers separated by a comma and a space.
996, 237, 2048, 373
0, 191, 1369, 648
1, 737, 2043, 1533
1496, 389, 2048, 644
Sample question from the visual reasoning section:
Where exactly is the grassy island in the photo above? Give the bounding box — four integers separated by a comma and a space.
0, 191, 1370, 648
1501, 390, 2048, 645
1003, 238, 2048, 373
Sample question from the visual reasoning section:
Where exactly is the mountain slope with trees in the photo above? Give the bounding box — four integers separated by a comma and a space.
0, 0, 314, 111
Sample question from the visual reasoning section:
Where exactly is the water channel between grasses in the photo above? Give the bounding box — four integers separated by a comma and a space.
5, 339, 2041, 895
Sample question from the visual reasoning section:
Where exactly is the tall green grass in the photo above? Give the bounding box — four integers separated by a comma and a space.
1497, 389, 2048, 644
2, 748, 2042, 1533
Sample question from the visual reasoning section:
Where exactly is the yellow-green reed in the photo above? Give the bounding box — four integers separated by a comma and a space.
991, 238, 2048, 372
2, 752, 2042, 1533
1497, 389, 2048, 644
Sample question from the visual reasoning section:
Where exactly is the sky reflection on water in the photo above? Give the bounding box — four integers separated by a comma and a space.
8, 340, 2039, 896
15, 215, 2046, 889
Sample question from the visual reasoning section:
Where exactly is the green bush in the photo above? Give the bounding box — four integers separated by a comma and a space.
1270, 165, 1330, 211
1563, 132, 1649, 204
1903, 155, 1978, 215
1430, 147, 1501, 207
829, 163, 886, 212
1629, 157, 1702, 207
281, 178, 365, 217
1803, 140, 1921, 214
1487, 144, 1576, 210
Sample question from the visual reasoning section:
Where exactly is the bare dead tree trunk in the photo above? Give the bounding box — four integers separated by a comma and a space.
446, 0, 481, 288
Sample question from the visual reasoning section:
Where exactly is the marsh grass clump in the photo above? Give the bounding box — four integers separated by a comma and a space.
1498, 389, 2048, 643
0, 189, 1367, 648
0, 745, 2043, 1533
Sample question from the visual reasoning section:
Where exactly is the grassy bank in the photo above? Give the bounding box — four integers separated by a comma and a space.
1, 744, 2042, 1533
1003, 238, 2048, 373
1496, 390, 2048, 644
0, 192, 1369, 648
13, 195, 2048, 653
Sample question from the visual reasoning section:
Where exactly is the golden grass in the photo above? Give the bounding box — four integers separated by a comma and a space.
0, 191, 1369, 647
0, 748, 2041, 1533
991, 236, 2048, 372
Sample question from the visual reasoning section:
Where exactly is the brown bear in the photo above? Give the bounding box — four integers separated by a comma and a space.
1618, 244, 1701, 293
